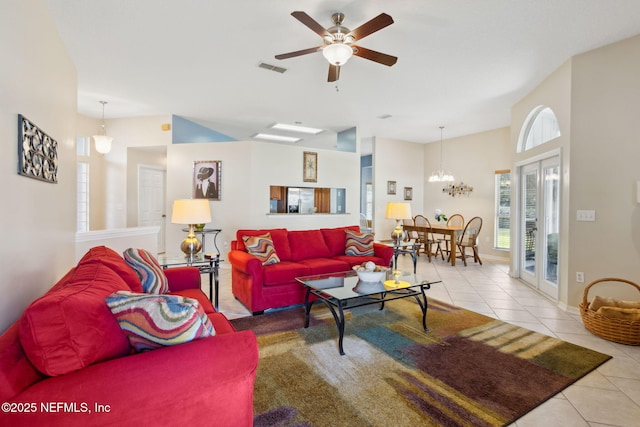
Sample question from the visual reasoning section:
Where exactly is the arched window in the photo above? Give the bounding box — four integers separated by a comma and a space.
518, 106, 560, 152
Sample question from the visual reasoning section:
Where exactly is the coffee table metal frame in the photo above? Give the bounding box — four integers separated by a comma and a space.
296, 271, 440, 355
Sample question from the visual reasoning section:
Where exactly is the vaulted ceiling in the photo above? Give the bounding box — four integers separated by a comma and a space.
44, 0, 640, 151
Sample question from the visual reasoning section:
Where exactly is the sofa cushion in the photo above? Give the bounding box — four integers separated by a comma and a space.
243, 233, 280, 265
0, 323, 45, 402
298, 258, 350, 275
18, 264, 132, 376
236, 228, 292, 261
321, 226, 360, 257
105, 291, 215, 352
123, 248, 169, 294
345, 230, 375, 256
262, 261, 310, 286
288, 230, 331, 261
78, 245, 143, 293
169, 288, 216, 314
333, 255, 387, 268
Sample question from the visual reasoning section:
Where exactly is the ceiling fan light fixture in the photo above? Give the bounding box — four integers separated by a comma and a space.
322, 43, 353, 66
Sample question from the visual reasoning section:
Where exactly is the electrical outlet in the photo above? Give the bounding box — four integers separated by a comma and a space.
576, 210, 596, 221
576, 272, 585, 283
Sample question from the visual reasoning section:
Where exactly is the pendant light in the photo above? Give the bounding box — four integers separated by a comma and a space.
428, 126, 454, 182
93, 101, 113, 154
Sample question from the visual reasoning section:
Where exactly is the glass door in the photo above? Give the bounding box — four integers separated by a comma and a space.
519, 157, 560, 300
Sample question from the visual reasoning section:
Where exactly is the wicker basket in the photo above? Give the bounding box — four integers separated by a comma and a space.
579, 277, 640, 345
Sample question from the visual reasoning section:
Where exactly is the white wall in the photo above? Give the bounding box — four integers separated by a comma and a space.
372, 137, 425, 239
568, 34, 640, 304
0, 0, 77, 331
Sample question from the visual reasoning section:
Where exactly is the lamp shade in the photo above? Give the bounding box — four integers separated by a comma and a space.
93, 135, 113, 154
385, 202, 412, 220
171, 199, 211, 225
322, 43, 353, 65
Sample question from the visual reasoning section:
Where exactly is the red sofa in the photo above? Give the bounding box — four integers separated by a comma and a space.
228, 226, 393, 314
0, 246, 258, 427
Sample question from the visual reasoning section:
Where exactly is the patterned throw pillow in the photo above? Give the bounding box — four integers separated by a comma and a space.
242, 233, 280, 265
105, 291, 215, 352
345, 230, 375, 256
123, 248, 169, 294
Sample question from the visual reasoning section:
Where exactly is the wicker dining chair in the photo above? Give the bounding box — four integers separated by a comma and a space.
450, 216, 483, 266
403, 218, 418, 242
442, 214, 464, 257
414, 215, 444, 261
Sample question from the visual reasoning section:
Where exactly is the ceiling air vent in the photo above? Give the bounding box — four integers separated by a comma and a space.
258, 62, 287, 74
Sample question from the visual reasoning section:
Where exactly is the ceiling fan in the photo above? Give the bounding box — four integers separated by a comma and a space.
275, 11, 397, 82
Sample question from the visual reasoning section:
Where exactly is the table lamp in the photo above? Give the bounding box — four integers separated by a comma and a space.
385, 202, 412, 245
171, 199, 212, 262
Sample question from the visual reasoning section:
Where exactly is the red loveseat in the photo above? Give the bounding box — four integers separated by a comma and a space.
0, 246, 258, 427
228, 226, 393, 314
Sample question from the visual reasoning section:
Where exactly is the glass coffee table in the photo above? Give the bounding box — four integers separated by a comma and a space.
296, 271, 440, 355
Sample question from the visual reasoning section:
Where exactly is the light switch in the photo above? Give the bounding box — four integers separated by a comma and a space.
576, 210, 596, 221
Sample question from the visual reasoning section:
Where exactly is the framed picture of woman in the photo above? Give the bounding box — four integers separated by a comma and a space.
193, 160, 221, 200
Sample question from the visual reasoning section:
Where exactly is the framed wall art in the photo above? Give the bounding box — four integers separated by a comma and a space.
18, 114, 58, 183
404, 187, 413, 200
303, 151, 317, 182
193, 160, 221, 200
387, 181, 396, 195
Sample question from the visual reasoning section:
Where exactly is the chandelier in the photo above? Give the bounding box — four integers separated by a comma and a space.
93, 101, 113, 154
428, 126, 454, 182
443, 182, 473, 197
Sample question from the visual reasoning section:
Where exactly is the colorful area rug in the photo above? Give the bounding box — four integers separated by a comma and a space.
231, 298, 611, 427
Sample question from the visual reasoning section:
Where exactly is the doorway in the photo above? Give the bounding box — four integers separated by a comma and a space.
138, 166, 166, 253
518, 156, 560, 300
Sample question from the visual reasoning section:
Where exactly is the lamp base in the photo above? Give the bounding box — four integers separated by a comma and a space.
180, 236, 202, 263
391, 219, 406, 246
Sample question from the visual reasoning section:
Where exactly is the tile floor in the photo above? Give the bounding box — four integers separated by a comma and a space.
208, 254, 640, 427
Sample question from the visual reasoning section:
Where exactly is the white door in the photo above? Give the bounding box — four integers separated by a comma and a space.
139, 166, 166, 253
519, 156, 560, 300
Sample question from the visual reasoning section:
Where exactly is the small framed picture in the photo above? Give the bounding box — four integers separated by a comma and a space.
193, 160, 221, 200
303, 151, 317, 182
387, 181, 396, 195
404, 187, 413, 200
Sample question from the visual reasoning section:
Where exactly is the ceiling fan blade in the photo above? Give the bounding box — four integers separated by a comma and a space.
328, 64, 340, 82
291, 11, 330, 38
352, 45, 398, 66
275, 46, 322, 60
348, 13, 394, 41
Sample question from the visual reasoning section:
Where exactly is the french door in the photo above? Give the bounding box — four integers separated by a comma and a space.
138, 166, 166, 253
519, 156, 560, 300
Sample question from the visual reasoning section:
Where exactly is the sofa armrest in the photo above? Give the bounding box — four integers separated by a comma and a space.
164, 267, 201, 292
8, 331, 258, 426
373, 243, 394, 267
228, 250, 263, 277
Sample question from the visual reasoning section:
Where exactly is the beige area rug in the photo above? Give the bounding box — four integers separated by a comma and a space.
231, 298, 611, 427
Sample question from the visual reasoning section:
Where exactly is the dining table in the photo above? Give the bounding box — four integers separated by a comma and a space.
403, 223, 465, 266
